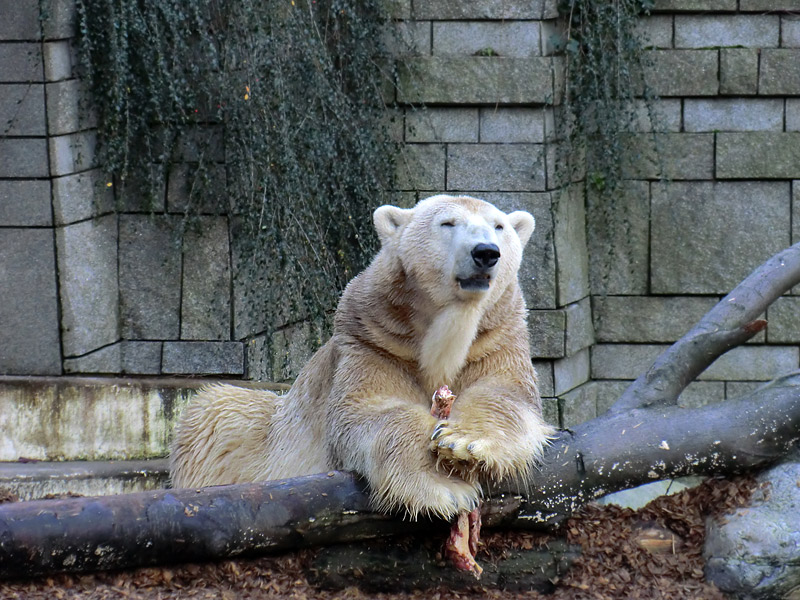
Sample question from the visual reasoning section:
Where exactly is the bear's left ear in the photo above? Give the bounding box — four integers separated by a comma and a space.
373, 205, 413, 245
507, 211, 535, 247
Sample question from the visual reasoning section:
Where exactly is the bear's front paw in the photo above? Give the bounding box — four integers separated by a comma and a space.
430, 421, 493, 475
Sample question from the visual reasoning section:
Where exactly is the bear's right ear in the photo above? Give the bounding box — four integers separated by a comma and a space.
373, 205, 413, 245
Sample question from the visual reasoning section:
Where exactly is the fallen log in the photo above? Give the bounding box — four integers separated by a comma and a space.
0, 242, 799, 579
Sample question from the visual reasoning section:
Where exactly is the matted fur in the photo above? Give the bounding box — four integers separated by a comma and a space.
171, 195, 555, 519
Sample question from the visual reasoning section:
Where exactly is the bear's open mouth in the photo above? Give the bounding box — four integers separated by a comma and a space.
457, 275, 491, 291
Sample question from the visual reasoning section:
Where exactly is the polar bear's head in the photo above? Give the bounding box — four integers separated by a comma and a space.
373, 195, 535, 306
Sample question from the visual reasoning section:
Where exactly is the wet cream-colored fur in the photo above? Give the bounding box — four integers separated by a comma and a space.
170, 195, 555, 519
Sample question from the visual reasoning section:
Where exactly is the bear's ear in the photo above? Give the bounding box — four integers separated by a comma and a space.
507, 211, 535, 247
373, 205, 413, 245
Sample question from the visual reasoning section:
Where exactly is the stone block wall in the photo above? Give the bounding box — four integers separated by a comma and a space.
0, 0, 798, 431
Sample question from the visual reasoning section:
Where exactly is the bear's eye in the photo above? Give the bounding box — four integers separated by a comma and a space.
495, 224, 504, 231
440, 221, 455, 228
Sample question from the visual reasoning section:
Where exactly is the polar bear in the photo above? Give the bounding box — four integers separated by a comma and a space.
170, 194, 554, 519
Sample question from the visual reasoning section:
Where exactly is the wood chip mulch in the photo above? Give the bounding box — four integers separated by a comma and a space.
0, 476, 759, 599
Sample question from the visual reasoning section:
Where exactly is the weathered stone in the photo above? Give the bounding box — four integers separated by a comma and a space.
559, 381, 597, 428
394, 143, 445, 190
719, 48, 758, 95
447, 144, 545, 192
794, 181, 800, 246
676, 381, 726, 409
553, 186, 589, 306
181, 217, 231, 341
57, 215, 119, 357
622, 133, 714, 180
591, 344, 666, 381
119, 215, 182, 340
166, 163, 228, 214
725, 381, 763, 399
717, 132, 800, 179
704, 461, 800, 599
565, 297, 594, 356
41, 0, 77, 40
397, 57, 554, 105
247, 323, 319, 383
594, 380, 629, 415
383, 21, 430, 56
404, 108, 478, 143
784, 16, 800, 48
586, 181, 649, 295
413, 0, 544, 19
528, 309, 565, 359
0, 228, 61, 375
759, 49, 800, 95
540, 396, 559, 429
634, 15, 673, 48
64, 342, 163, 375
593, 296, 719, 343
699, 346, 799, 381
651, 181, 790, 294
432, 21, 541, 58
46, 78, 95, 135
42, 40, 74, 81
684, 98, 782, 132
532, 360, 555, 397
644, 50, 718, 97
788, 99, 800, 132
0, 42, 42, 81
766, 297, 800, 343
482, 192, 556, 309
479, 108, 545, 143
0, 0, 40, 40
48, 131, 97, 176
740, 0, 800, 9
554, 348, 590, 396
0, 83, 45, 135
674, 15, 778, 48
162, 341, 244, 375
0, 138, 49, 178
627, 99, 682, 133
0, 180, 52, 226
652, 0, 736, 9
52, 169, 115, 225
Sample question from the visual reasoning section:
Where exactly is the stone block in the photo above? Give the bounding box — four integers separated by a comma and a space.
622, 133, 714, 180
447, 144, 545, 192
553, 186, 589, 306
788, 100, 800, 132
532, 360, 554, 397
767, 297, 800, 343
413, 0, 544, 19
479, 108, 545, 143
63, 342, 162, 375
0, 228, 61, 375
0, 180, 52, 226
0, 1, 40, 40
0, 138, 49, 178
57, 215, 119, 356
740, 0, 800, 8
634, 15, 673, 49
181, 217, 231, 341
586, 181, 649, 295
0, 43, 42, 82
674, 15, 778, 48
684, 99, 782, 132
43, 40, 75, 81
565, 297, 594, 356
720, 48, 758, 95
652, 0, 736, 9
404, 108, 478, 143
383, 21, 430, 56
651, 181, 790, 294
559, 382, 597, 428
717, 133, 800, 179
41, 0, 78, 40
553, 348, 590, 396
591, 344, 666, 380
699, 346, 799, 381
394, 143, 445, 190
46, 78, 95, 135
166, 163, 228, 214
784, 16, 800, 48
794, 181, 800, 246
162, 341, 244, 375
247, 323, 319, 382
627, 99, 682, 133
528, 309, 565, 359
725, 381, 763, 399
759, 49, 800, 95
52, 169, 115, 225
48, 131, 97, 177
593, 296, 719, 343
482, 192, 556, 309
119, 215, 182, 340
644, 50, 718, 96
432, 21, 541, 58
397, 57, 554, 105
594, 380, 629, 415
540, 396, 559, 429
676, 381, 725, 409
0, 83, 45, 135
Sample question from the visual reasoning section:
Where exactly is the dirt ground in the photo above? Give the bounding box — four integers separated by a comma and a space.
0, 477, 757, 600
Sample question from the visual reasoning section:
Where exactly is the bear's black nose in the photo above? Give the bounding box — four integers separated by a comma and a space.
471, 243, 501, 269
